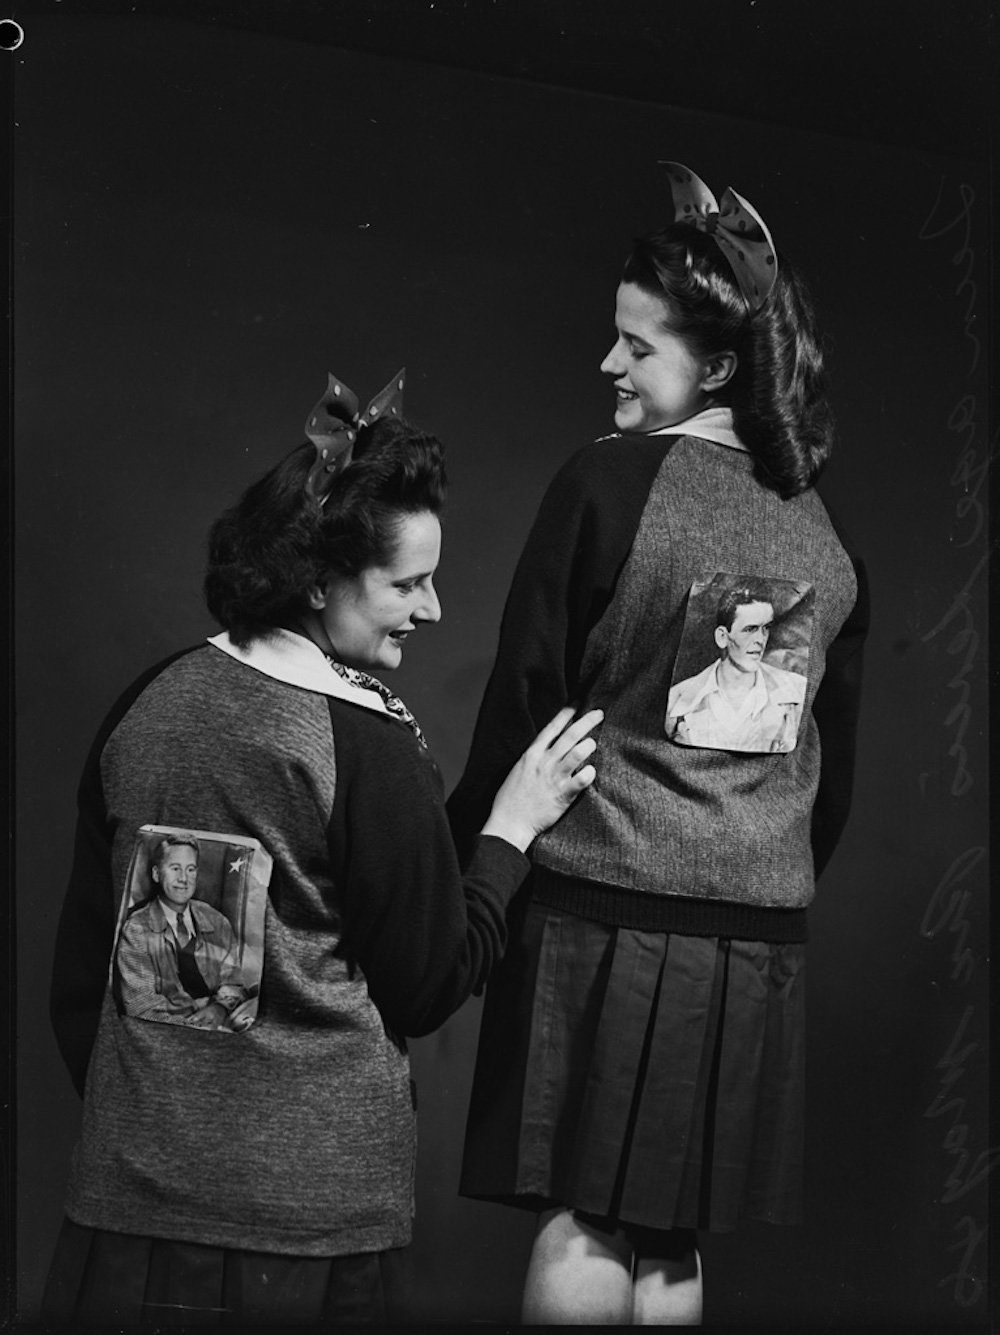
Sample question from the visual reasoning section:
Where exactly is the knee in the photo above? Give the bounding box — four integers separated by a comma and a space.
522, 1209, 634, 1324
632, 1242, 703, 1326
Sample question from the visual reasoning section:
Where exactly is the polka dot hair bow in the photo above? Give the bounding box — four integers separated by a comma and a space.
304, 367, 406, 504
661, 161, 778, 311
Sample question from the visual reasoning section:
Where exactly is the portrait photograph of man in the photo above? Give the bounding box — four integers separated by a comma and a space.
666, 576, 813, 754
112, 826, 270, 1032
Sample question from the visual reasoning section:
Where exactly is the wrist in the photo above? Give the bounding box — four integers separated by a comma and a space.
481, 813, 535, 854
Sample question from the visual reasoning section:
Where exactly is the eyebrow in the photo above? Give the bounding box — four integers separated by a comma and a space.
620, 327, 655, 350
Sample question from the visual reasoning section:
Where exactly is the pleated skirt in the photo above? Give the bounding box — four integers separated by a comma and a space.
460, 899, 806, 1234
40, 1218, 412, 1325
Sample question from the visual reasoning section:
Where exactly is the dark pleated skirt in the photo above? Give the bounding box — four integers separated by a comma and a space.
460, 899, 806, 1234
40, 1218, 412, 1325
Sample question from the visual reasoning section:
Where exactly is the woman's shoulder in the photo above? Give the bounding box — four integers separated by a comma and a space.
326, 695, 445, 802
567, 431, 675, 469
547, 433, 677, 502
327, 694, 430, 758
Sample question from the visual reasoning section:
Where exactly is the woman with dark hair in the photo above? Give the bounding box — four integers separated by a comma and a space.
448, 165, 869, 1323
44, 370, 601, 1325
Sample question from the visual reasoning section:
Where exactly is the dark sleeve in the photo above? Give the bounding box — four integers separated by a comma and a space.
447, 436, 671, 861
50, 648, 199, 1097
327, 702, 530, 1037
810, 515, 870, 877
50, 729, 118, 1097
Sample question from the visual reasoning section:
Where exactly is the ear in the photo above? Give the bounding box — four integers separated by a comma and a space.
151, 864, 161, 884
306, 580, 328, 611
701, 350, 738, 393
714, 625, 730, 652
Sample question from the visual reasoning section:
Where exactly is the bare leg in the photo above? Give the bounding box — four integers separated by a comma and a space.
521, 1208, 634, 1325
632, 1244, 703, 1325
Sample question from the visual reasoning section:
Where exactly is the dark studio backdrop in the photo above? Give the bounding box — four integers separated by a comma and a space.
11, 2, 993, 1327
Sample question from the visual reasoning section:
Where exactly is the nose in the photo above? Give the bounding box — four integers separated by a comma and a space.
600, 337, 626, 377
415, 581, 442, 625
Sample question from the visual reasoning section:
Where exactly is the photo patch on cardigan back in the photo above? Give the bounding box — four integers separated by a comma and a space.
109, 825, 271, 1033
666, 574, 815, 754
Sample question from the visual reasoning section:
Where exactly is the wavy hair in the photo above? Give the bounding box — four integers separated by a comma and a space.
204, 416, 447, 647
622, 223, 833, 497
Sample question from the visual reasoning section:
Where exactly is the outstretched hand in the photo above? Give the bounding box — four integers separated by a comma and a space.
482, 706, 603, 853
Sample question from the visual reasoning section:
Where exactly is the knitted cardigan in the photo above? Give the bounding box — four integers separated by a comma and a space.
51, 630, 528, 1256
448, 430, 868, 943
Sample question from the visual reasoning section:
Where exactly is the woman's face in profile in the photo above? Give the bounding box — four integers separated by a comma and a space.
599, 282, 712, 433
312, 509, 442, 672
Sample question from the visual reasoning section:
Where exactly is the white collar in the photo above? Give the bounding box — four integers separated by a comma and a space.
207, 628, 392, 717
162, 902, 194, 933
685, 659, 767, 713
651, 405, 747, 452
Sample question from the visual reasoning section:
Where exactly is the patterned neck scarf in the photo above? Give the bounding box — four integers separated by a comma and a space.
325, 656, 427, 748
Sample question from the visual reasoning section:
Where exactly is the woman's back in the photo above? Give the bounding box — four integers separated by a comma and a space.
61, 641, 415, 1257
533, 431, 859, 908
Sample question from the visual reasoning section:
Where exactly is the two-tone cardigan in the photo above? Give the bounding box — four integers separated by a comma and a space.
51, 629, 528, 1256
448, 429, 869, 943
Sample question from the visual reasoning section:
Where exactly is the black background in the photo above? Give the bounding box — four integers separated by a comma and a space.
10, 1, 994, 1326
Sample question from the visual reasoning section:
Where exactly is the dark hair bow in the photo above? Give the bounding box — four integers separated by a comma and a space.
661, 161, 778, 311
304, 368, 406, 504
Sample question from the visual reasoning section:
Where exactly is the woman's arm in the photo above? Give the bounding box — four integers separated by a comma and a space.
326, 703, 597, 1037
50, 649, 199, 1095
810, 551, 869, 877
51, 735, 119, 1096
447, 436, 671, 860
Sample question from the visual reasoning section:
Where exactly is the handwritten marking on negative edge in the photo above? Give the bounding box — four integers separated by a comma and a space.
917, 178, 989, 1311
924, 1007, 998, 1306
920, 540, 993, 798
940, 1215, 987, 1308
919, 847, 984, 985
924, 1005, 1000, 1207
926, 1001, 998, 1312
946, 395, 991, 548
917, 179, 979, 375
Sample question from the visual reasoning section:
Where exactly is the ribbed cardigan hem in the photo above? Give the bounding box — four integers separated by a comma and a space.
63, 1197, 412, 1259
531, 866, 809, 943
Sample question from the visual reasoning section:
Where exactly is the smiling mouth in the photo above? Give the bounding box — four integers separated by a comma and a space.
615, 387, 638, 401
